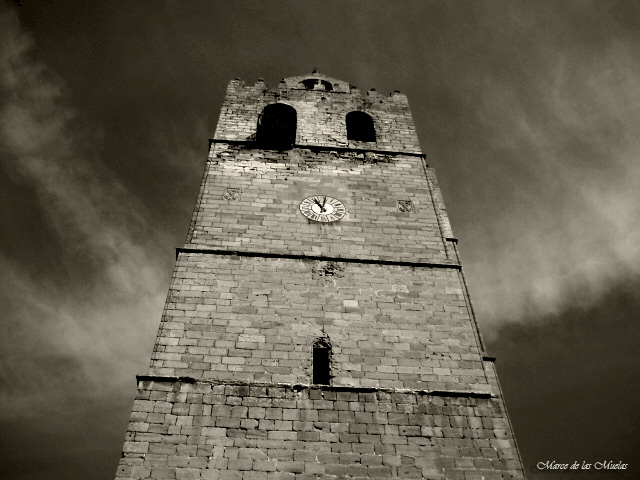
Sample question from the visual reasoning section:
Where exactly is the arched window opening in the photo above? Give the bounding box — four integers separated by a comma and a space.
346, 111, 376, 142
301, 79, 333, 92
257, 103, 297, 149
302, 79, 318, 90
313, 339, 331, 385
319, 80, 333, 91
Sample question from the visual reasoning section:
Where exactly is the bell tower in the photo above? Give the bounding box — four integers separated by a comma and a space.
114, 72, 525, 479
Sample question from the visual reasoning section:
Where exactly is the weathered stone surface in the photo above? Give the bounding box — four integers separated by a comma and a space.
149, 253, 488, 392
213, 75, 421, 154
116, 381, 521, 480
187, 145, 450, 264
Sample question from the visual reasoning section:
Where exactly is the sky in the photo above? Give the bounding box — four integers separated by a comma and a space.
1, 1, 639, 479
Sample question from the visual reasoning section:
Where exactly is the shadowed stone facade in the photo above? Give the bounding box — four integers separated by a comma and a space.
114, 72, 525, 479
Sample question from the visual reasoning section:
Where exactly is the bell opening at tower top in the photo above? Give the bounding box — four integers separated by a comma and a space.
301, 78, 333, 91
256, 103, 297, 149
346, 111, 376, 142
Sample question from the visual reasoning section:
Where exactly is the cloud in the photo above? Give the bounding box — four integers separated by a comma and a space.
486, 278, 640, 476
1, 1, 638, 413
453, 9, 640, 329
0, 8, 169, 417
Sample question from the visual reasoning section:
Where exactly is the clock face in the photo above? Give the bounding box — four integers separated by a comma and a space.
300, 195, 346, 223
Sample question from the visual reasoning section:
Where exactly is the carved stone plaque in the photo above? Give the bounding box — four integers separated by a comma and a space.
397, 200, 413, 213
223, 188, 240, 200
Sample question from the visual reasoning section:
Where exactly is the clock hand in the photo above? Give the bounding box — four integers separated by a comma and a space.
321, 196, 327, 212
313, 197, 326, 212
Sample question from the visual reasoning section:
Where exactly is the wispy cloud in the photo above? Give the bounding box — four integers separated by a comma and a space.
465, 30, 640, 328
0, 8, 169, 416
2, 2, 638, 413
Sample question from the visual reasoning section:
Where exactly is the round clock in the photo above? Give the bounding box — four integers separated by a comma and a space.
299, 195, 346, 223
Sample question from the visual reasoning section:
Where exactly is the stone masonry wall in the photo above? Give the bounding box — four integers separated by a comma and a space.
115, 380, 524, 480
186, 144, 451, 265
148, 252, 489, 394
114, 73, 525, 479
213, 77, 421, 154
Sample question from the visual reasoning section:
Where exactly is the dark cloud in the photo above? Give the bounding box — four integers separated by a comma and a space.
0, 3, 168, 426
0, 392, 130, 480
489, 278, 640, 479
1, 1, 639, 478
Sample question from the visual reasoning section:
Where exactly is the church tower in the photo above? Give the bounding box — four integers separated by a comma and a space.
114, 72, 525, 479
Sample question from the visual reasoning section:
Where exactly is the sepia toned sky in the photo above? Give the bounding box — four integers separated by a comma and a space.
1, 1, 639, 479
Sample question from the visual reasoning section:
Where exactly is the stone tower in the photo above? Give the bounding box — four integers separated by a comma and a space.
114, 72, 525, 479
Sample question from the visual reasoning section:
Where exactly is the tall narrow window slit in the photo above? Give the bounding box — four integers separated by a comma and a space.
313, 340, 331, 385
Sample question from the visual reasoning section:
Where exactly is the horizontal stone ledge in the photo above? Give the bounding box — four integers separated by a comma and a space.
135, 375, 494, 399
175, 247, 461, 270
208, 138, 426, 159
